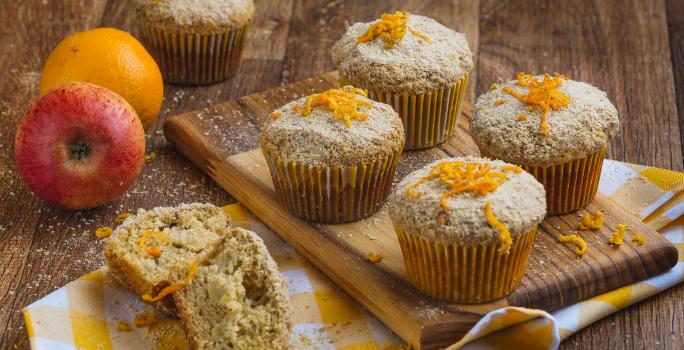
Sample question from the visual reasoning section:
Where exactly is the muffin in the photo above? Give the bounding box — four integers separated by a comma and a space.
133, 0, 254, 85
332, 11, 473, 150
387, 157, 546, 303
260, 86, 405, 223
471, 73, 620, 215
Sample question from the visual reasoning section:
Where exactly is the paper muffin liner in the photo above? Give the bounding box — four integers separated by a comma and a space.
262, 147, 402, 224
395, 225, 537, 303
339, 75, 469, 150
139, 22, 250, 85
482, 147, 607, 215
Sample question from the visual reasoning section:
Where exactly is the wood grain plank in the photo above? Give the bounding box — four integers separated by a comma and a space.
560, 1, 684, 349
163, 72, 678, 349
1, 0, 294, 348
0, 0, 111, 347
478, 0, 682, 170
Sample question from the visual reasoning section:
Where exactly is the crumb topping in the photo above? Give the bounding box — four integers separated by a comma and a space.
503, 73, 570, 135
356, 11, 430, 48
579, 210, 604, 230
332, 14, 473, 94
388, 157, 546, 246
133, 0, 254, 32
291, 86, 371, 128
143, 262, 198, 302
260, 93, 404, 167
558, 234, 587, 256
471, 76, 619, 166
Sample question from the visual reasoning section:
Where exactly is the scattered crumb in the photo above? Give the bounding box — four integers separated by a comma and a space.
490, 83, 497, 90
116, 319, 132, 332
133, 312, 157, 327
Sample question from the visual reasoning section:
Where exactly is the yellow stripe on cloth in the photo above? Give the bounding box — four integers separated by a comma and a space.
70, 311, 113, 350
640, 167, 684, 191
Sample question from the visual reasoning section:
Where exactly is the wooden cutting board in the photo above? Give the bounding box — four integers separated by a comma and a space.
163, 72, 678, 349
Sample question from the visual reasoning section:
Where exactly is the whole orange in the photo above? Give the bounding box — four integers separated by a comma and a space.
40, 27, 163, 130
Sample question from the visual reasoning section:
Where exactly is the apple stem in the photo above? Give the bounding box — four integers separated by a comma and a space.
69, 140, 91, 161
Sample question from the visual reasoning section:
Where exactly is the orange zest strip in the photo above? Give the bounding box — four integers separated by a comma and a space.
503, 72, 570, 135
142, 262, 199, 303
495, 99, 505, 106
139, 231, 168, 258
490, 83, 498, 90
517, 114, 528, 121
485, 202, 512, 255
270, 112, 282, 120
115, 212, 133, 223
133, 312, 156, 327
406, 161, 509, 212
578, 210, 604, 230
501, 165, 523, 173
608, 224, 626, 246
558, 234, 587, 256
357, 11, 430, 48
408, 28, 432, 43
292, 86, 370, 127
95, 227, 112, 238
144, 151, 156, 164
632, 234, 645, 246
367, 252, 384, 263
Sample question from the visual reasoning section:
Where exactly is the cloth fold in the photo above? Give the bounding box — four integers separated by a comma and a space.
23, 159, 684, 350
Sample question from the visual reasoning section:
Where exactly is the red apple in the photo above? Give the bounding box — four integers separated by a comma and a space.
15, 82, 146, 209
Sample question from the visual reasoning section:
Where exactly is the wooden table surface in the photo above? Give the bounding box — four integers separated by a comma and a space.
1, 0, 682, 349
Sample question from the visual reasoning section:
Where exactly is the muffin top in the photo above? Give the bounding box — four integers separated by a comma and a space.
387, 157, 546, 249
259, 86, 405, 167
133, 0, 254, 32
331, 12, 473, 95
470, 73, 620, 166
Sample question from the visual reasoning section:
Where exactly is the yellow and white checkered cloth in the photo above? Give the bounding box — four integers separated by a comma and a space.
24, 159, 684, 350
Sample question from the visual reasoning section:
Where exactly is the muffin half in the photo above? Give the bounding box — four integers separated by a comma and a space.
388, 157, 546, 303
332, 11, 472, 150
260, 86, 405, 223
470, 73, 620, 215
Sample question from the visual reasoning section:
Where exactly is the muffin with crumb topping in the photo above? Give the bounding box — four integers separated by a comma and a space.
332, 11, 472, 150
388, 157, 546, 303
260, 86, 404, 223
133, 0, 254, 85
471, 73, 620, 215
